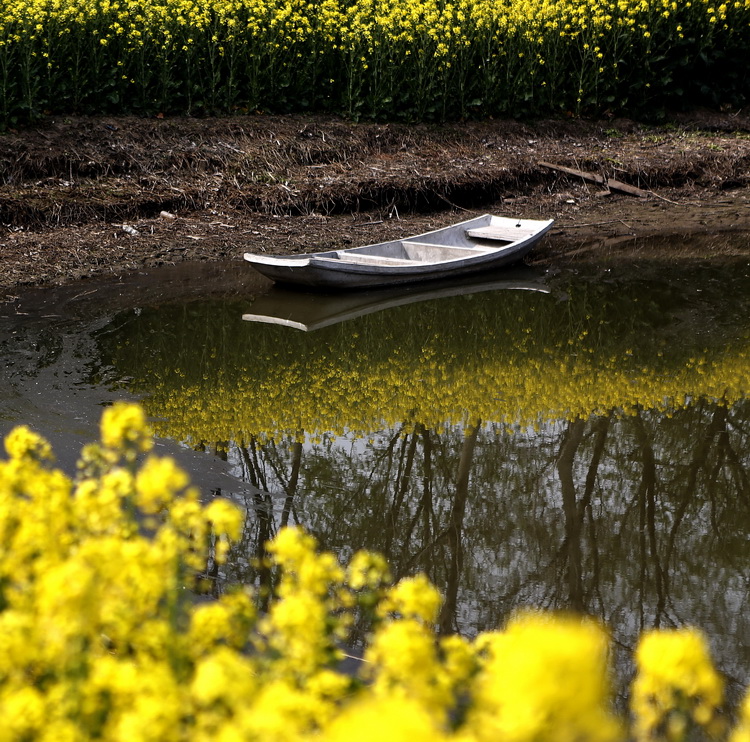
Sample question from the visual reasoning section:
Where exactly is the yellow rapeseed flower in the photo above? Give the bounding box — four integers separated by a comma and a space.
467, 611, 622, 742
100, 402, 153, 458
632, 627, 725, 742
4, 425, 53, 462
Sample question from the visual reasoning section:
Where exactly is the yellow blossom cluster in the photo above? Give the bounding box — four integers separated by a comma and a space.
632, 628, 726, 742
1, 0, 748, 120
2, 407, 750, 740
732, 694, 750, 742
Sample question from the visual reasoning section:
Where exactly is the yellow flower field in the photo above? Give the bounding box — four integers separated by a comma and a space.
1, 0, 749, 121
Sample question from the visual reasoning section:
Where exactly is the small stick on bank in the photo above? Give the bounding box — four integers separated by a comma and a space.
538, 161, 650, 198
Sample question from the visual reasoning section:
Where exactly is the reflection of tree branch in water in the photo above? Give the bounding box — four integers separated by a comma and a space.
557, 418, 585, 611
547, 414, 612, 613
706, 418, 740, 541
581, 415, 610, 615
420, 427, 439, 548
494, 415, 607, 612
340, 423, 408, 510
632, 403, 733, 629
237, 437, 281, 607
237, 437, 269, 491
719, 410, 750, 499
384, 424, 421, 557
394, 427, 437, 574
204, 392, 750, 647
633, 412, 667, 629
258, 440, 298, 497
579, 417, 610, 515
697, 405, 750, 573
439, 419, 480, 634
664, 402, 728, 576
235, 434, 305, 527
281, 440, 303, 528
394, 422, 484, 616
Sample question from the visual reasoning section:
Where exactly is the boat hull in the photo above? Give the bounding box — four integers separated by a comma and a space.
244, 214, 553, 289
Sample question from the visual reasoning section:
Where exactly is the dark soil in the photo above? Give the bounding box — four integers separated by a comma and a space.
3, 110, 750, 300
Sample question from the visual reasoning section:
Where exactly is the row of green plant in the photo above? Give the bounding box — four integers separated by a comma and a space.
1, 402, 749, 741
1, 0, 749, 123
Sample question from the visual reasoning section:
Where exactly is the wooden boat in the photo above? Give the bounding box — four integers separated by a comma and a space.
243, 213, 554, 289
242, 267, 550, 331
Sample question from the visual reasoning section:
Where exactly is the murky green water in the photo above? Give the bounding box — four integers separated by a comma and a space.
2, 252, 750, 696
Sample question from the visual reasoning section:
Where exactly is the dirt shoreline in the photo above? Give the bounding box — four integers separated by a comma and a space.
2, 110, 750, 299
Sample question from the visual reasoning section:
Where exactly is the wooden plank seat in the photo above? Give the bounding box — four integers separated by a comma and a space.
466, 225, 535, 242
401, 241, 493, 261
404, 241, 492, 252
329, 253, 416, 266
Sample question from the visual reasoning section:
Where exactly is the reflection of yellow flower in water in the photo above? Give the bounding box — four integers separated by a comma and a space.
107, 290, 750, 444
632, 627, 725, 742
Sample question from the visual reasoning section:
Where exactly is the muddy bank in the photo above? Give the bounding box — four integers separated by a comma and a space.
2, 110, 750, 298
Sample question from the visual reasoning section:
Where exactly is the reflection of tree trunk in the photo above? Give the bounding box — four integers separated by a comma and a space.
237, 437, 277, 610
238, 437, 269, 492
281, 439, 303, 528
385, 425, 421, 555
254, 487, 273, 611
581, 415, 610, 612
707, 430, 728, 538
557, 418, 585, 612
580, 416, 610, 515
421, 428, 435, 557
633, 404, 727, 626
439, 419, 480, 634
399, 428, 436, 572
633, 412, 666, 627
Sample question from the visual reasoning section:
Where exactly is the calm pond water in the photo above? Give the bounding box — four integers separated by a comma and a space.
2, 244, 749, 697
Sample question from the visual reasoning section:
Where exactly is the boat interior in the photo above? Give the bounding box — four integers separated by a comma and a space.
319, 221, 539, 267
330, 242, 492, 266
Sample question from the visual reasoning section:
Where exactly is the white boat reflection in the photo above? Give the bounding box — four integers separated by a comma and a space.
242, 267, 550, 331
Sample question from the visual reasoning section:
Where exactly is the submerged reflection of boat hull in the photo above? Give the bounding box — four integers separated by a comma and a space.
242, 268, 550, 331
243, 214, 554, 289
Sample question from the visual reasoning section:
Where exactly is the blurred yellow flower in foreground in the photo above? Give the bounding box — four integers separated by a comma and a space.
0, 403, 748, 741
632, 627, 725, 742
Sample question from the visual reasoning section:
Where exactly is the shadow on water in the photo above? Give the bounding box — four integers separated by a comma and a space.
2, 248, 750, 700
